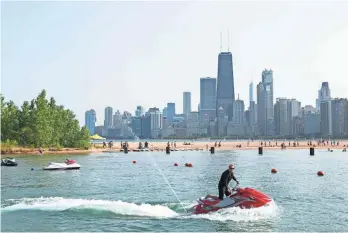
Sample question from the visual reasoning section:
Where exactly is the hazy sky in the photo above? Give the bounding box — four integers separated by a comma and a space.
2, 1, 348, 126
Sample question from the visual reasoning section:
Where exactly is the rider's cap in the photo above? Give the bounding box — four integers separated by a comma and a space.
228, 164, 235, 169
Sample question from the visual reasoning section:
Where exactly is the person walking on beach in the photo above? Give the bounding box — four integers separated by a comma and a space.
218, 164, 239, 200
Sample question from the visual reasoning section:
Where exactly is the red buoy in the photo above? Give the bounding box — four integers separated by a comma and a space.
188, 163, 193, 167
317, 171, 324, 176
271, 168, 277, 173
185, 163, 188, 167
133, 160, 136, 164
174, 162, 178, 166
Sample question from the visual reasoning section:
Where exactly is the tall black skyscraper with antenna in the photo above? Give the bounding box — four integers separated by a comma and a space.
216, 30, 235, 121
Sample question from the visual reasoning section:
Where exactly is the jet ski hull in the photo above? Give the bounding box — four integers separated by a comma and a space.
1, 158, 18, 166
43, 167, 80, 170
1, 162, 18, 166
43, 162, 81, 171
193, 187, 272, 214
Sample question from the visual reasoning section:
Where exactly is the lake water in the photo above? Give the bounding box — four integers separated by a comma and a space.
1, 149, 348, 231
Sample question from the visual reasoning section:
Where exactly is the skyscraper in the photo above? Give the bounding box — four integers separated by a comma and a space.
149, 107, 163, 138
304, 111, 321, 136
257, 69, 274, 136
249, 81, 254, 103
288, 99, 301, 135
320, 100, 332, 136
104, 107, 113, 128
112, 111, 122, 128
233, 99, 245, 125
131, 116, 142, 137
167, 103, 175, 122
316, 82, 331, 111
183, 92, 191, 115
141, 114, 151, 139
274, 98, 290, 136
248, 81, 257, 134
249, 101, 258, 135
162, 107, 167, 118
331, 98, 348, 137
135, 106, 144, 117
85, 109, 96, 135
200, 77, 217, 121
216, 52, 235, 120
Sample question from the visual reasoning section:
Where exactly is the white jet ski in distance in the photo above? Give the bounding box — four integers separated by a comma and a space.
43, 159, 81, 171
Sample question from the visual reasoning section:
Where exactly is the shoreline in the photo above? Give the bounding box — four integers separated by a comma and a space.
1, 140, 348, 156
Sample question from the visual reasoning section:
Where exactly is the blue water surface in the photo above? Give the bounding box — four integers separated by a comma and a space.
1, 149, 347, 232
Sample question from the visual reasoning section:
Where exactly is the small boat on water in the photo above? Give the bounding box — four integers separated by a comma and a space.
43, 159, 80, 171
1, 157, 18, 166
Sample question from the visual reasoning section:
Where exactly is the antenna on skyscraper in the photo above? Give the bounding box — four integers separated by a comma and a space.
220, 32, 222, 52
228, 28, 230, 51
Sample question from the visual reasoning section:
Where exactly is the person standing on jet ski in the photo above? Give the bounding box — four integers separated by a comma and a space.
218, 164, 239, 200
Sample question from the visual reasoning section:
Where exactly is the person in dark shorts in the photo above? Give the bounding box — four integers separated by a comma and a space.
218, 164, 239, 200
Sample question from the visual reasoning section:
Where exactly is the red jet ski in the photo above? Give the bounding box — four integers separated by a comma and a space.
193, 186, 272, 214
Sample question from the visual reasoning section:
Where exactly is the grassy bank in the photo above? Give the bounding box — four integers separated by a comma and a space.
0, 142, 99, 156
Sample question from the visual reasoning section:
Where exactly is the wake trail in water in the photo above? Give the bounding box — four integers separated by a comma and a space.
1, 197, 280, 221
1, 197, 179, 218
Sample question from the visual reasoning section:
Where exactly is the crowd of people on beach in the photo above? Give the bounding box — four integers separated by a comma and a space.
30, 139, 348, 156
89, 138, 348, 152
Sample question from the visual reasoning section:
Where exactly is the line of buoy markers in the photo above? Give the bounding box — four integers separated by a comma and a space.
125, 146, 333, 176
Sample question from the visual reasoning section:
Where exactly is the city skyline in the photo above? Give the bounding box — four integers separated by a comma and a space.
85, 79, 348, 139
2, 1, 348, 126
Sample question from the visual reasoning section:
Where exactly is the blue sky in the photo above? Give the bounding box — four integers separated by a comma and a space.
2, 1, 348, 126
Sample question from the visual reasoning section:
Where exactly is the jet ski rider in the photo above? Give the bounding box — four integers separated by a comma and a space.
218, 164, 239, 200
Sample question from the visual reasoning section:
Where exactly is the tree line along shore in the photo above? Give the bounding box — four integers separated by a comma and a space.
1, 90, 90, 155
2, 90, 348, 156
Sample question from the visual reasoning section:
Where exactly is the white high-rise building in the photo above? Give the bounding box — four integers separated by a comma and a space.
249, 81, 254, 104
233, 98, 245, 125
183, 92, 191, 115
148, 107, 162, 138
274, 98, 301, 136
257, 69, 274, 136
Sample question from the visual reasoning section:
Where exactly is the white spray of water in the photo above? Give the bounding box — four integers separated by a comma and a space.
1, 197, 178, 218
1, 197, 280, 222
181, 200, 280, 222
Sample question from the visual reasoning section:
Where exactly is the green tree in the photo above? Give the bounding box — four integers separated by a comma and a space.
1, 90, 90, 149
34, 90, 52, 147
76, 126, 91, 148
18, 101, 35, 145
1, 96, 20, 143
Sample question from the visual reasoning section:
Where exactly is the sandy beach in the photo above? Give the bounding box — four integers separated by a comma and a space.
2, 140, 348, 156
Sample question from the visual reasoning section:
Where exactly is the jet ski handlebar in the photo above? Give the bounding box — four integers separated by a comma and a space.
230, 184, 240, 192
